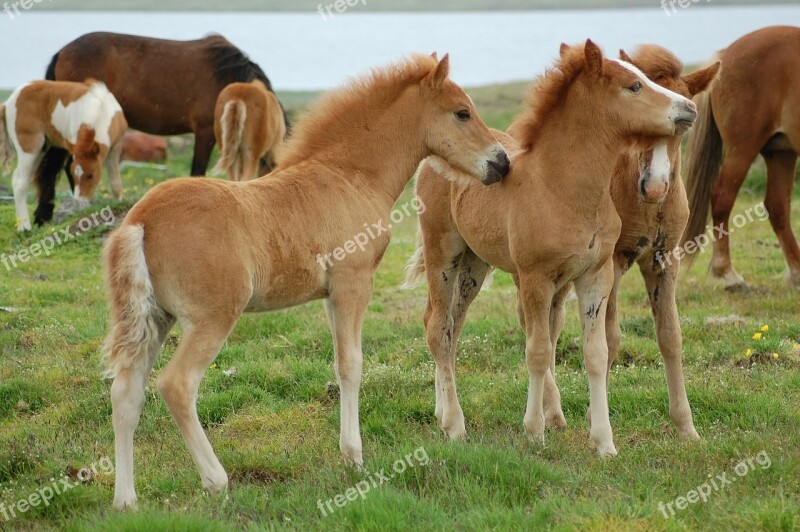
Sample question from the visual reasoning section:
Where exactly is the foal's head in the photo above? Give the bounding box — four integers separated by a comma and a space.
620, 45, 720, 203
68, 126, 105, 199
418, 54, 510, 185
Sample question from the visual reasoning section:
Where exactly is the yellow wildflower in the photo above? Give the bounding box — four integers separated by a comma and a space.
745, 349, 752, 358
752, 333, 762, 341
793, 344, 799, 351
760, 325, 769, 332
772, 353, 779, 360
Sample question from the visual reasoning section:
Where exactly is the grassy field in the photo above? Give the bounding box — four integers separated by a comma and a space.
0, 84, 798, 531
31, 0, 794, 11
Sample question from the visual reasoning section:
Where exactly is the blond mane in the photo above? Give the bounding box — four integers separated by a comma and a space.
507, 44, 590, 150
276, 54, 440, 168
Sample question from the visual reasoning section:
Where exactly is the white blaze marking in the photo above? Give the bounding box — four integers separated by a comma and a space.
611, 59, 690, 105
74, 185, 81, 198
650, 140, 671, 181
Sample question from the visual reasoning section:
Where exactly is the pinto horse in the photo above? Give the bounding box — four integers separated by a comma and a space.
0, 80, 127, 231
102, 53, 509, 509
684, 26, 800, 290
403, 41, 697, 455
34, 31, 287, 225
212, 80, 287, 181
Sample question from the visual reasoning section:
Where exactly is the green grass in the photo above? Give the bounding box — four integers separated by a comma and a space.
0, 83, 798, 530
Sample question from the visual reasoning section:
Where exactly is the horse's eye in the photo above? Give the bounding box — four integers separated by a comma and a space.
455, 109, 471, 122
629, 81, 643, 93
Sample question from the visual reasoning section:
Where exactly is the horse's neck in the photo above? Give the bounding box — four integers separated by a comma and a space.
320, 107, 426, 212
531, 109, 621, 213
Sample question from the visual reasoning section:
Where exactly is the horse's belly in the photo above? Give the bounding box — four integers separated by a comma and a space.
246, 267, 328, 312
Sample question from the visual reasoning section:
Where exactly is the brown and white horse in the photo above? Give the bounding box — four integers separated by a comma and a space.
212, 80, 287, 180
538, 45, 719, 442
404, 41, 697, 455
0, 80, 127, 231
684, 26, 800, 290
102, 54, 509, 509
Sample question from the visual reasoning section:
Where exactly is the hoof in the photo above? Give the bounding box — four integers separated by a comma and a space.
724, 281, 750, 294
595, 443, 618, 457
679, 427, 701, 442
546, 411, 568, 429
440, 411, 467, 441
524, 415, 546, 445
113, 497, 138, 511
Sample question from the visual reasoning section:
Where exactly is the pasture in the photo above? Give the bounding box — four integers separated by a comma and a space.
0, 83, 798, 530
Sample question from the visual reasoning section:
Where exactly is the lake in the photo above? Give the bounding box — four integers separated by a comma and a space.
0, 6, 798, 90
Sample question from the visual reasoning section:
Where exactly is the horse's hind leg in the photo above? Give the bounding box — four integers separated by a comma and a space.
763, 150, 800, 287
710, 147, 760, 290
323, 273, 373, 467
156, 317, 237, 493
640, 258, 700, 442
190, 126, 216, 176
13, 152, 42, 231
112, 315, 175, 509
423, 237, 469, 439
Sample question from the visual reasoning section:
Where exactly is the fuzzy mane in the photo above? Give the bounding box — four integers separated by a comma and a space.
507, 43, 590, 150
276, 54, 440, 169
630, 44, 684, 81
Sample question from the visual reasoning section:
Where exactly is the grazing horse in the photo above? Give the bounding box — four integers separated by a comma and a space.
684, 25, 800, 290
35, 32, 287, 225
0, 80, 127, 232
212, 80, 287, 181
121, 132, 168, 164
537, 45, 719, 442
102, 53, 510, 509
403, 41, 697, 455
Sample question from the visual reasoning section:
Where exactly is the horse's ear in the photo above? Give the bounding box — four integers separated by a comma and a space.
619, 49, 635, 65
584, 39, 604, 77
683, 61, 721, 97
430, 52, 438, 61
559, 43, 569, 57
427, 53, 450, 89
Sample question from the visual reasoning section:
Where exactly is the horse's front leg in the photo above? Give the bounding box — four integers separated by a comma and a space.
575, 261, 617, 457
324, 273, 373, 468
13, 152, 42, 232
518, 273, 555, 444
640, 257, 700, 442
105, 141, 124, 200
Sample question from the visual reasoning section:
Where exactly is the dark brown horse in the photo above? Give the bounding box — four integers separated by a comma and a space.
684, 26, 800, 290
33, 32, 288, 225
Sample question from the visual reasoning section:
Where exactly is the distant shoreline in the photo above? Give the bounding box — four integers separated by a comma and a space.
22, 0, 790, 12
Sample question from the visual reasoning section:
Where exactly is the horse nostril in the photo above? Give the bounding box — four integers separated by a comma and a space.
493, 151, 511, 177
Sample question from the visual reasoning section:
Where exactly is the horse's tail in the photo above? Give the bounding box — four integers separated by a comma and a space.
212, 100, 247, 180
102, 224, 168, 379
45, 51, 59, 80
402, 224, 427, 289
681, 86, 723, 264
0, 105, 14, 173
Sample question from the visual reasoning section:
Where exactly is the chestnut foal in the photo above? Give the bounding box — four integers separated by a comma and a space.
405, 41, 697, 455
103, 54, 509, 509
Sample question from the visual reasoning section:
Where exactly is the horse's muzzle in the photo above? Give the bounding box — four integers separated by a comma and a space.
483, 151, 510, 185
674, 101, 698, 135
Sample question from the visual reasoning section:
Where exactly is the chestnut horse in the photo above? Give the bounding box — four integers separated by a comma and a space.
212, 80, 287, 181
404, 41, 697, 455
102, 54, 509, 509
34, 32, 287, 225
537, 45, 719, 442
684, 26, 800, 290
0, 80, 127, 231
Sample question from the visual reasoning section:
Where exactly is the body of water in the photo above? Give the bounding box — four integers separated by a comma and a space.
0, 6, 798, 90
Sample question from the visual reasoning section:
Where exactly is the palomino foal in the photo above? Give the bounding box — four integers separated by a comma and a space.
103, 54, 509, 509
0, 80, 126, 231
539, 45, 720, 441
212, 79, 287, 180
404, 41, 697, 455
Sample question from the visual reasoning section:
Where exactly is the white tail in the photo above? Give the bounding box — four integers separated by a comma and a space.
212, 100, 247, 181
101, 225, 168, 379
